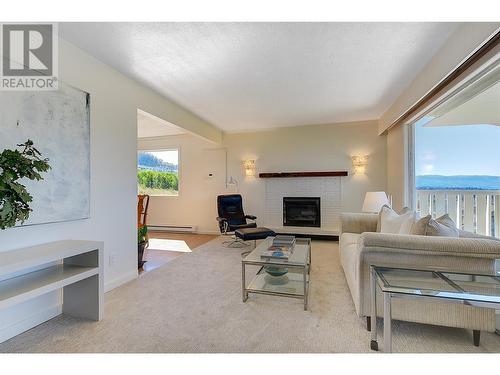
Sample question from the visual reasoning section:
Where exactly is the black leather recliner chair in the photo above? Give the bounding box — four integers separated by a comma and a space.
216, 194, 257, 246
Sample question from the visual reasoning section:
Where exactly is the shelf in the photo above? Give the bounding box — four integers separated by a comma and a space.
247, 268, 309, 297
259, 171, 348, 178
0, 264, 99, 309
0, 240, 102, 276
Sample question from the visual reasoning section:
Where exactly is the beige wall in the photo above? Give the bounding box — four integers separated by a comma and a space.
0, 38, 221, 341
141, 120, 387, 233
225, 121, 387, 224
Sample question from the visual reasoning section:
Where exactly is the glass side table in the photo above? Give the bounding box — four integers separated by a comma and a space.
370, 265, 500, 352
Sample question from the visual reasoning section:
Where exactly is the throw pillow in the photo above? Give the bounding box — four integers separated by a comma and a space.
399, 207, 412, 215
376, 206, 412, 232
411, 215, 431, 235
379, 205, 416, 234
436, 214, 457, 230
410, 213, 460, 237
426, 218, 459, 237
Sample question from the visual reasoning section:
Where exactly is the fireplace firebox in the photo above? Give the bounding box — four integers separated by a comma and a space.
283, 197, 321, 227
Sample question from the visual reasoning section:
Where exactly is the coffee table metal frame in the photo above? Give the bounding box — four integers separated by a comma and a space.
370, 265, 500, 353
242, 237, 311, 310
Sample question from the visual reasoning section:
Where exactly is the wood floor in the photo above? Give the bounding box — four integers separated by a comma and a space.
141, 232, 217, 273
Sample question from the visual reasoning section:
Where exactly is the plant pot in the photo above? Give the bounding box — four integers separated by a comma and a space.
138, 241, 147, 269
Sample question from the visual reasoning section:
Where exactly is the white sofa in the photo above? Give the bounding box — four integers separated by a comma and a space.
339, 212, 500, 336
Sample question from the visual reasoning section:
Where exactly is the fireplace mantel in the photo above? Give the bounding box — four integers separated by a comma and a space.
259, 171, 348, 178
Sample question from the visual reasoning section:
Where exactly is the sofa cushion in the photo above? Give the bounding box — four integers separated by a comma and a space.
399, 207, 412, 215
411, 215, 431, 235
377, 206, 413, 232
411, 214, 459, 237
426, 218, 459, 237
431, 214, 459, 237
436, 213, 456, 229
379, 205, 416, 234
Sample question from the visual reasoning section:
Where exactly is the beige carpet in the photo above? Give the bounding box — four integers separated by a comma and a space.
1, 237, 500, 353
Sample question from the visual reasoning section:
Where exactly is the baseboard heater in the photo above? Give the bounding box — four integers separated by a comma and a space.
147, 225, 197, 233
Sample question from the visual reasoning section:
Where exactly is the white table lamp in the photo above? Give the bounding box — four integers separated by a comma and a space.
362, 191, 389, 213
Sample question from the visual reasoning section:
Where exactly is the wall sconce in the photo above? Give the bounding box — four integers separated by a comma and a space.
243, 160, 256, 177
351, 155, 369, 174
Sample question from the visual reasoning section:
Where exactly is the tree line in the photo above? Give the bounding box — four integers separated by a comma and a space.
138, 169, 178, 190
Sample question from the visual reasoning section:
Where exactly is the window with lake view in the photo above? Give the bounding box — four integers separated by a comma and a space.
412, 79, 499, 237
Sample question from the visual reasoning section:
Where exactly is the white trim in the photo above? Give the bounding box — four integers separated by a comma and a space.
148, 225, 196, 233
137, 147, 181, 197
0, 303, 61, 344
196, 230, 220, 235
104, 270, 137, 293
407, 123, 416, 210
402, 56, 500, 127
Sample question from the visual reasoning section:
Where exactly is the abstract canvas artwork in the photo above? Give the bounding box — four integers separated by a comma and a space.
0, 82, 90, 226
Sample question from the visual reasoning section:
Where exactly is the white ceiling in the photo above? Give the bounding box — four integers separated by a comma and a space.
60, 22, 459, 133
137, 110, 187, 138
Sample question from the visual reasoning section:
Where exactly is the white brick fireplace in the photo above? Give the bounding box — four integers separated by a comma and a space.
263, 176, 342, 235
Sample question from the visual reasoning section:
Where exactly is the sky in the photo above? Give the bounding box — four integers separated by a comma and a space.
149, 150, 179, 165
415, 119, 500, 176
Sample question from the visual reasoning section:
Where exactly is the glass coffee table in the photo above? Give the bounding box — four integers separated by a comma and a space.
370, 265, 500, 352
242, 237, 311, 310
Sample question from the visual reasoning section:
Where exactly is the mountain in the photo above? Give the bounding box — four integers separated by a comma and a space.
138, 152, 178, 173
416, 175, 500, 190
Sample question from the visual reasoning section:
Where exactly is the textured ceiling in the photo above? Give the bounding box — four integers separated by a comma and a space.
61, 22, 459, 132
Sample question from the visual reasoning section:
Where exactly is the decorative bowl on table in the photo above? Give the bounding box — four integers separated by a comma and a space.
264, 266, 289, 277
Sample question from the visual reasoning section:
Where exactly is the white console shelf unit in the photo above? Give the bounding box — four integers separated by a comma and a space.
0, 240, 103, 342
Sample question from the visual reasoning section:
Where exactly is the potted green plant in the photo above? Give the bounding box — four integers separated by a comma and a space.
0, 140, 51, 229
138, 225, 148, 269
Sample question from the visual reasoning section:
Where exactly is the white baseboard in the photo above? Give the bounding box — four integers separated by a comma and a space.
148, 225, 196, 233
196, 230, 220, 235
0, 304, 61, 344
104, 270, 138, 293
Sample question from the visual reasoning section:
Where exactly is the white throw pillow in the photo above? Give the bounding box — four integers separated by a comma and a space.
379, 205, 416, 234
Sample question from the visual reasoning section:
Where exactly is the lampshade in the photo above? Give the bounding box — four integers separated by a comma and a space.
362, 191, 389, 213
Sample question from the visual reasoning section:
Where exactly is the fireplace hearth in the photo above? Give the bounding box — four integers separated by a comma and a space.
283, 197, 321, 228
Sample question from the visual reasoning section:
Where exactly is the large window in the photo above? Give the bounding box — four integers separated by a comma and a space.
137, 150, 179, 196
411, 79, 500, 236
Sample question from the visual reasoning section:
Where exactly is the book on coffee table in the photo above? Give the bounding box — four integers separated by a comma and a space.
260, 245, 293, 260
272, 235, 296, 248
261, 236, 296, 260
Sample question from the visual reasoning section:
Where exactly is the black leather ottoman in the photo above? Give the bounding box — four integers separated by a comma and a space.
235, 227, 275, 243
